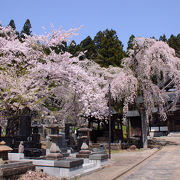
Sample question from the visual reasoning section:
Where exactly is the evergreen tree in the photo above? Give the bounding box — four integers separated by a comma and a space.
68, 40, 80, 57
79, 36, 96, 60
150, 36, 156, 40
168, 34, 180, 57
0, 22, 3, 37
93, 29, 126, 67
127, 34, 135, 50
51, 41, 67, 54
94, 31, 104, 49
8, 19, 19, 38
159, 34, 167, 42
20, 19, 32, 39
8, 19, 16, 30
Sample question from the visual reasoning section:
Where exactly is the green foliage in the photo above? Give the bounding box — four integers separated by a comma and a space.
68, 40, 80, 57
8, 19, 19, 37
159, 34, 167, 42
8, 19, 16, 30
168, 34, 180, 57
150, 36, 156, 40
79, 36, 97, 60
20, 19, 32, 39
94, 29, 126, 67
127, 34, 135, 50
51, 41, 67, 54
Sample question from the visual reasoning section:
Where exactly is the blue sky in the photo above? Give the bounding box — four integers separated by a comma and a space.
0, 0, 179, 50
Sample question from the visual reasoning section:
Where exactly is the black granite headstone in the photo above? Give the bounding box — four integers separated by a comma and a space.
19, 115, 31, 137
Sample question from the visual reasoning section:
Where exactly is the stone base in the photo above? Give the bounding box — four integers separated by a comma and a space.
89, 154, 108, 168
54, 158, 83, 168
76, 150, 91, 158
19, 158, 84, 179
46, 153, 64, 160
76, 154, 90, 158
8, 153, 24, 161
89, 154, 108, 160
0, 161, 35, 178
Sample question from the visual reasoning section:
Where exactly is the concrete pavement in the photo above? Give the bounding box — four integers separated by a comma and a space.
118, 137, 180, 180
79, 148, 159, 180
79, 137, 180, 180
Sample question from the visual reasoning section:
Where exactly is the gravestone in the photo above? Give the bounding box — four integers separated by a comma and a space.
19, 115, 31, 137
1, 114, 43, 157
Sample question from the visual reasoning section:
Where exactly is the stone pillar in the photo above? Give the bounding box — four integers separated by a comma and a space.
65, 123, 70, 146
140, 108, 148, 148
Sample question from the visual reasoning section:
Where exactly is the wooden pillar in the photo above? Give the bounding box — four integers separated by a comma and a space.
167, 118, 170, 133
127, 118, 130, 140
120, 121, 123, 143
88, 131, 90, 141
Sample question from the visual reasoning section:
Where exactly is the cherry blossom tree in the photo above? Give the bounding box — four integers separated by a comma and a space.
123, 38, 180, 118
111, 37, 180, 147
0, 25, 111, 131
2, 24, 167, 140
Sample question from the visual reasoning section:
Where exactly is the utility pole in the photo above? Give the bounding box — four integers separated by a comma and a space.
108, 84, 111, 159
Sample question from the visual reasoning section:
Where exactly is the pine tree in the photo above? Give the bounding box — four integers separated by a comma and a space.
127, 34, 135, 50
150, 36, 156, 40
8, 19, 16, 30
79, 36, 96, 60
168, 34, 180, 57
94, 29, 126, 67
20, 19, 32, 39
159, 34, 167, 42
8, 19, 20, 38
94, 31, 104, 49
68, 40, 80, 57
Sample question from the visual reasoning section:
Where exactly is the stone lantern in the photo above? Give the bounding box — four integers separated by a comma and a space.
45, 120, 65, 159
45, 120, 64, 147
76, 127, 92, 158
0, 141, 13, 161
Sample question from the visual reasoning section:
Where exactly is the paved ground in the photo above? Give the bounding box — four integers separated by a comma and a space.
118, 137, 180, 180
79, 147, 159, 180
79, 137, 180, 180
